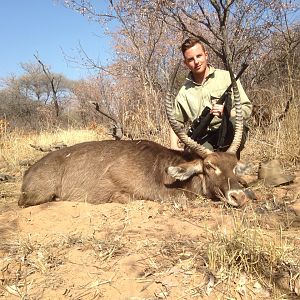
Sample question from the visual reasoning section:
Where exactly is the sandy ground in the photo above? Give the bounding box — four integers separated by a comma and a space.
1, 163, 300, 299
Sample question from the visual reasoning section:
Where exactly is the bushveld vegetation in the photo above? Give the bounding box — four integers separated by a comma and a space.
0, 0, 299, 159
0, 0, 300, 299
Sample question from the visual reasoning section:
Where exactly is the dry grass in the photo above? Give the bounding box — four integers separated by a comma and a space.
1, 104, 298, 174
0, 126, 107, 173
157, 207, 300, 298
0, 229, 127, 299
206, 223, 296, 281
245, 105, 300, 166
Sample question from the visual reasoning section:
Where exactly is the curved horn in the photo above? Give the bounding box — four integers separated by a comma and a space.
165, 90, 212, 158
226, 68, 244, 154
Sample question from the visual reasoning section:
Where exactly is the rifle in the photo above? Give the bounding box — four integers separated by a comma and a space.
187, 63, 249, 140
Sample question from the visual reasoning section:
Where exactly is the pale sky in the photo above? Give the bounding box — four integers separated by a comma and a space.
0, 0, 113, 80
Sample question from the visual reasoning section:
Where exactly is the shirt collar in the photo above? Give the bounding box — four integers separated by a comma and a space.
186, 65, 216, 86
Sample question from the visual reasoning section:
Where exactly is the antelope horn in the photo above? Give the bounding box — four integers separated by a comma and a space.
165, 90, 212, 158
226, 68, 244, 154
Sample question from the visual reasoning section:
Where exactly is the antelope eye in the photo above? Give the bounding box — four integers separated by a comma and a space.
205, 162, 216, 170
205, 162, 222, 176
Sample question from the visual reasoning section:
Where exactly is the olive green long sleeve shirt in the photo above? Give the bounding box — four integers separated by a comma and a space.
173, 66, 252, 129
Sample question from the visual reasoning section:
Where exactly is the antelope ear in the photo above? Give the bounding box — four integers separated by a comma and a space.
166, 161, 203, 181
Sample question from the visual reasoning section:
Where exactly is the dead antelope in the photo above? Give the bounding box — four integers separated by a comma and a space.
19, 72, 248, 208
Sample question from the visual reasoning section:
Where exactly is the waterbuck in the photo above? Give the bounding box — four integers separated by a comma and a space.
19, 72, 248, 208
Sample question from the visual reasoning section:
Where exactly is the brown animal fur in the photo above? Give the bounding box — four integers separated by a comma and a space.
19, 140, 246, 207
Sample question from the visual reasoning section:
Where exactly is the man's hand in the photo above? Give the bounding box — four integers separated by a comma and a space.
210, 104, 224, 118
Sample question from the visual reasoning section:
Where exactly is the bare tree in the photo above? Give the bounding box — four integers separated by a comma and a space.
62, 0, 299, 137
1, 59, 75, 129
153, 1, 298, 67
63, 0, 183, 137
34, 54, 73, 117
72, 75, 124, 138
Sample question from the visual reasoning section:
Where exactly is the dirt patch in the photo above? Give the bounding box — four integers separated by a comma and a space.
1, 171, 300, 299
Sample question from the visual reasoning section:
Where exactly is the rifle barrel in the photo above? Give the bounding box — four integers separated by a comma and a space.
216, 63, 249, 105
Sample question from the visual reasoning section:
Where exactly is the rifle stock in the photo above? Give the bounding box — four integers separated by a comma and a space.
187, 63, 249, 140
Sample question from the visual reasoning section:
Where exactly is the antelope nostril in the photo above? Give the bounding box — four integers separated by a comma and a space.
244, 187, 257, 200
228, 190, 247, 207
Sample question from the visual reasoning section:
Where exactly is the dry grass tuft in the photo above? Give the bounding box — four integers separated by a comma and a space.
207, 225, 292, 278
246, 105, 300, 165
205, 219, 300, 297
157, 210, 300, 298
0, 126, 107, 172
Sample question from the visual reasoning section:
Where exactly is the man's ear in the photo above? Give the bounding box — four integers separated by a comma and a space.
166, 161, 203, 181
205, 50, 208, 60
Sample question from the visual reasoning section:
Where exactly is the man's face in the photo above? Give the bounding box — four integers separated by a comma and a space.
183, 43, 208, 75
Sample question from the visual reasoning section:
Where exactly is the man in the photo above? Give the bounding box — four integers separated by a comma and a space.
170, 37, 252, 157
